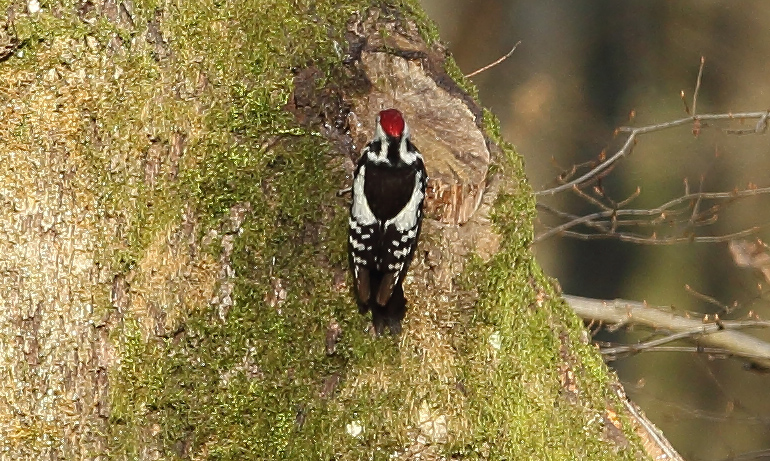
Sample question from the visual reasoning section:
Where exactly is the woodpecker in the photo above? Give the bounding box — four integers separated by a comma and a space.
348, 109, 427, 335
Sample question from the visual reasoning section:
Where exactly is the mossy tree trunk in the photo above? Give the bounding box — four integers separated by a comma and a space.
0, 0, 667, 459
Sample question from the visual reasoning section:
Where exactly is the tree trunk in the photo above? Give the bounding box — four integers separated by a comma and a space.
0, 0, 675, 459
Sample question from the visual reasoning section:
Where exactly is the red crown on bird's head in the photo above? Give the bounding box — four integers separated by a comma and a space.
378, 109, 405, 138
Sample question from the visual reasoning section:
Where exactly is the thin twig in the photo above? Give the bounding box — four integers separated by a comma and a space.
692, 56, 705, 116
617, 187, 641, 208
555, 226, 761, 245
684, 284, 732, 313
571, 184, 614, 212
465, 41, 521, 78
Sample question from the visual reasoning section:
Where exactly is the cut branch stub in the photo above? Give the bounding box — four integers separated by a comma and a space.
347, 12, 490, 225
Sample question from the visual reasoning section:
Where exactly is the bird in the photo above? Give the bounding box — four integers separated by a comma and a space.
348, 108, 427, 335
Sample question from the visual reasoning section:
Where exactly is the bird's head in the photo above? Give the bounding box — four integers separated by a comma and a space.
375, 108, 409, 141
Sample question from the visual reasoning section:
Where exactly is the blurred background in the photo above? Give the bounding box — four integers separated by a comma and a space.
418, 1, 770, 459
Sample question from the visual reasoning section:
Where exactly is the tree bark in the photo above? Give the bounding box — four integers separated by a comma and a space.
0, 0, 677, 459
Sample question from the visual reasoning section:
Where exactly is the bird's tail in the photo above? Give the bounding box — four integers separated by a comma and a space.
356, 270, 407, 335
370, 283, 406, 335
358, 271, 406, 336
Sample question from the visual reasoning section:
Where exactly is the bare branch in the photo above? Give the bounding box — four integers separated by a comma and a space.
535, 185, 770, 244
535, 131, 637, 197
600, 327, 727, 357
465, 41, 521, 78
535, 111, 770, 197
564, 294, 770, 370
725, 112, 770, 135
608, 345, 770, 361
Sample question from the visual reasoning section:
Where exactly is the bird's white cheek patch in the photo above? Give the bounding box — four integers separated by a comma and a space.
398, 136, 422, 165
